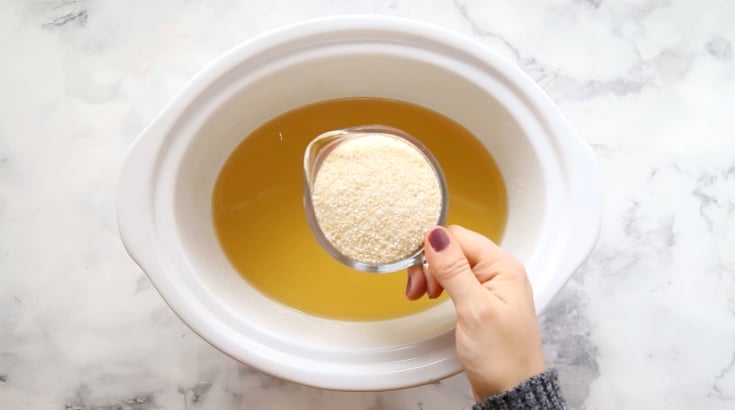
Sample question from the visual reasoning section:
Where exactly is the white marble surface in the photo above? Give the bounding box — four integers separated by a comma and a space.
1, 0, 734, 408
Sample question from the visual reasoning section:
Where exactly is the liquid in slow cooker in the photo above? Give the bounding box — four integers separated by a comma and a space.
212, 97, 508, 321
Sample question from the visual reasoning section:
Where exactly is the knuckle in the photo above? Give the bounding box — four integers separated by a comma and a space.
458, 298, 494, 323
508, 255, 525, 272
504, 256, 527, 279
473, 301, 494, 320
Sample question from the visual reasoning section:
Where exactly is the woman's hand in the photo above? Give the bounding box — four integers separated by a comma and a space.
406, 225, 545, 401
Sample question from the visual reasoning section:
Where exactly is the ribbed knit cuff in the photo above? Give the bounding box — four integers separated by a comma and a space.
472, 369, 567, 410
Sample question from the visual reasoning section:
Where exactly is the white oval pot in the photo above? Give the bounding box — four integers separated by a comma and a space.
117, 16, 602, 391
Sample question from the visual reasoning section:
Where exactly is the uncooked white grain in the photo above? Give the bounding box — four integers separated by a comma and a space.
312, 134, 442, 264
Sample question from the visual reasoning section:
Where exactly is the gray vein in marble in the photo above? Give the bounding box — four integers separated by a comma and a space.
0, 138, 14, 185
546, 45, 701, 100
43, 9, 87, 29
627, 0, 672, 19
710, 351, 735, 400
693, 180, 718, 232
65, 386, 156, 410
178, 381, 212, 409
452, 0, 582, 96
451, 0, 522, 62
692, 166, 735, 232
707, 36, 733, 61
134, 275, 152, 293
452, 0, 652, 100
452, 0, 729, 104
582, 0, 603, 8
540, 283, 599, 409
27, 0, 88, 29
583, 196, 678, 282
630, 207, 676, 262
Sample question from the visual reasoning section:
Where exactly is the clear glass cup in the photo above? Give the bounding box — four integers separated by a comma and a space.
303, 125, 448, 273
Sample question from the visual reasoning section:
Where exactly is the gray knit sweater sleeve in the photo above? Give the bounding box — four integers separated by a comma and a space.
472, 369, 567, 410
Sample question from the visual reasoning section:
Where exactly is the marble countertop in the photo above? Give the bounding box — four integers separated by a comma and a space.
1, 0, 734, 409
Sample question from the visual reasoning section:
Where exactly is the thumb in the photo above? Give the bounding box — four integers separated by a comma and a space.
424, 227, 482, 304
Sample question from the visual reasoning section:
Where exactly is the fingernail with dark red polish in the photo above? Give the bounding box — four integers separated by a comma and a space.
405, 275, 412, 297
429, 228, 450, 252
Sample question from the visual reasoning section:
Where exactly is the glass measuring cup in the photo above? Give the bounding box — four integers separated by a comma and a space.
303, 125, 448, 273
